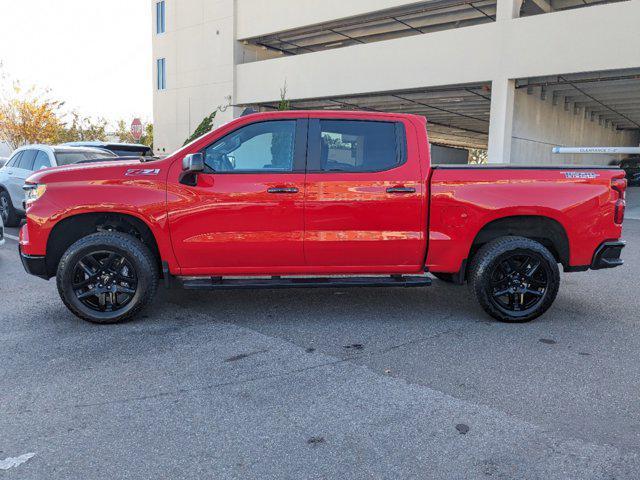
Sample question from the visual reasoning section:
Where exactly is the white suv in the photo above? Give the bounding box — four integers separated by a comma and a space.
0, 145, 117, 226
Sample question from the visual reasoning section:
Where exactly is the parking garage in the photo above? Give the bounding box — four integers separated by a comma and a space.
153, 0, 640, 165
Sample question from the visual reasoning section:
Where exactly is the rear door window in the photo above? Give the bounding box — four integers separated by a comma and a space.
33, 151, 52, 171
17, 150, 37, 171
311, 120, 405, 172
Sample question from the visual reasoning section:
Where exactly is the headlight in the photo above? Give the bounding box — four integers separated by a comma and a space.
24, 184, 46, 204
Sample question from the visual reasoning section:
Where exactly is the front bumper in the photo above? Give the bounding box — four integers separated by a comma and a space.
19, 244, 49, 279
591, 241, 625, 270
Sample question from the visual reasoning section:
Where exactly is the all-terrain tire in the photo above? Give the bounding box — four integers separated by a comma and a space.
468, 236, 560, 323
56, 231, 158, 324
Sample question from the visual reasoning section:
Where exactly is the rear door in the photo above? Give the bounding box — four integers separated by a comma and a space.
303, 117, 425, 272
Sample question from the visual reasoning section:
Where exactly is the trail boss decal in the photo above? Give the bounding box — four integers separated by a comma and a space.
125, 168, 160, 176
562, 171, 600, 180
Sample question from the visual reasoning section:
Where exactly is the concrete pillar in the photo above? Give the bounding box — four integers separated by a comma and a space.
487, 78, 516, 164
496, 0, 523, 20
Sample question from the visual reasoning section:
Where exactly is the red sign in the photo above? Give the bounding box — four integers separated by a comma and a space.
131, 118, 143, 141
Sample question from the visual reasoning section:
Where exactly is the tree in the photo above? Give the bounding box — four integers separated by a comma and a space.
183, 111, 216, 146
140, 123, 153, 149
114, 119, 153, 148
0, 83, 65, 149
469, 148, 488, 164
56, 112, 108, 143
277, 81, 290, 111
115, 119, 134, 143
270, 81, 292, 165
182, 96, 232, 146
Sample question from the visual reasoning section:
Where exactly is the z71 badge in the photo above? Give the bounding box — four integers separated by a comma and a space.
125, 168, 161, 176
562, 171, 599, 180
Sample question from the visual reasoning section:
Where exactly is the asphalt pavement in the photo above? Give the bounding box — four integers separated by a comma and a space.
1, 214, 639, 479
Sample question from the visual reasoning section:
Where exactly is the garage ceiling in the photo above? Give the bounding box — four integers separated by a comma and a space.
250, 69, 640, 150
240, 0, 626, 57
516, 68, 640, 132
252, 83, 492, 149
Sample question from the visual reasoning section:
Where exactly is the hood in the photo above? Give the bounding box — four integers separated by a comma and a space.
26, 158, 165, 185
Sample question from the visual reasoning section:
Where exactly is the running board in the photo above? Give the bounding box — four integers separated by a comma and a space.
180, 275, 431, 290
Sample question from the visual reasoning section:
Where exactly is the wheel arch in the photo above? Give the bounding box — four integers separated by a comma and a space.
469, 215, 570, 268
45, 212, 164, 278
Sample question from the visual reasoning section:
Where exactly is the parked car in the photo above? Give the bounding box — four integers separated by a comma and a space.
619, 156, 640, 185
19, 111, 626, 324
63, 141, 153, 158
0, 157, 8, 169
0, 145, 117, 227
0, 214, 4, 247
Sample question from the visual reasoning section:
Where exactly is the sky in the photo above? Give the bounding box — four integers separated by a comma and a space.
0, 0, 152, 126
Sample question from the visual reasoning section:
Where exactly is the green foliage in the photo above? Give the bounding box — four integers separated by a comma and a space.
270, 81, 292, 164
469, 148, 488, 164
140, 123, 153, 149
57, 112, 108, 143
114, 119, 153, 148
183, 111, 217, 146
277, 81, 290, 111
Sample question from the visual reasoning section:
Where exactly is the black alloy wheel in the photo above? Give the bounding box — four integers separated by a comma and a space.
468, 236, 560, 323
488, 252, 549, 316
72, 250, 139, 313
57, 231, 158, 323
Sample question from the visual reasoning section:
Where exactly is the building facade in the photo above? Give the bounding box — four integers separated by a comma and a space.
151, 0, 640, 164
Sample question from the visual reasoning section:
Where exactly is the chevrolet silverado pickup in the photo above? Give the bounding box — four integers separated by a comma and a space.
18, 111, 627, 324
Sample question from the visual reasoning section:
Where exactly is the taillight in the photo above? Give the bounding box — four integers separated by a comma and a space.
611, 177, 627, 225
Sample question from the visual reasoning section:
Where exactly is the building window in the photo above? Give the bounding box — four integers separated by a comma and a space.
156, 1, 165, 34
157, 58, 166, 90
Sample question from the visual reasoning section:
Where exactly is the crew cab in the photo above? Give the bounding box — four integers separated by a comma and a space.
18, 111, 626, 324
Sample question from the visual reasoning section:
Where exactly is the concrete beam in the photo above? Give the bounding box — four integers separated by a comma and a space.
530, 0, 553, 14
236, 1, 640, 105
487, 78, 516, 164
496, 0, 523, 21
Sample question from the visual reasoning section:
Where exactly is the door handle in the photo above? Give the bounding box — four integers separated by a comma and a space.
386, 186, 416, 194
267, 187, 299, 194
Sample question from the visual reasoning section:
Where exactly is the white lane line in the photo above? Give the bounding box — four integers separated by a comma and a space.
4, 233, 19, 242
0, 452, 36, 470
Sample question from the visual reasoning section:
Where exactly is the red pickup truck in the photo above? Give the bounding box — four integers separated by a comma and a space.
18, 111, 626, 324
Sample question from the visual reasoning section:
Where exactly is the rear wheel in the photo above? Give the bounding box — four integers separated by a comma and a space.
468, 236, 559, 323
0, 190, 19, 227
56, 232, 158, 324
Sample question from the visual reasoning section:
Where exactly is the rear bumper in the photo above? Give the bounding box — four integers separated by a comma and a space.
591, 241, 625, 270
19, 245, 49, 279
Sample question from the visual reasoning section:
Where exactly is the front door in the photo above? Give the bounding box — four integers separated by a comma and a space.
303, 118, 425, 272
168, 118, 308, 275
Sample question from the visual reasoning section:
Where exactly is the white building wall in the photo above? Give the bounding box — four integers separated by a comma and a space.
152, 0, 239, 154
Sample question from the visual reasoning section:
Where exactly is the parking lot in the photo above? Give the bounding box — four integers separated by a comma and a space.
1, 214, 639, 479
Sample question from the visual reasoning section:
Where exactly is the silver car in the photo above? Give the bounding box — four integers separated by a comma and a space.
0, 145, 117, 227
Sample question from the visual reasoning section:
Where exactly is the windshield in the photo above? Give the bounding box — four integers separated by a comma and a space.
54, 151, 117, 165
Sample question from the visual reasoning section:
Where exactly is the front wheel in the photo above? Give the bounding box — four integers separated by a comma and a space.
56, 232, 159, 324
468, 236, 560, 323
0, 190, 19, 227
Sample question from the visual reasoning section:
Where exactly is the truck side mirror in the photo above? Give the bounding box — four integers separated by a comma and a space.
179, 153, 205, 186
